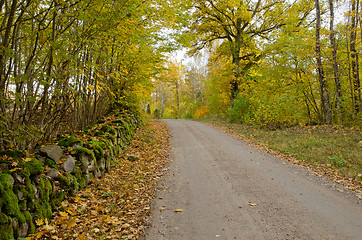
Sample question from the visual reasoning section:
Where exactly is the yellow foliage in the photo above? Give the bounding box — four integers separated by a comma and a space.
194, 106, 209, 118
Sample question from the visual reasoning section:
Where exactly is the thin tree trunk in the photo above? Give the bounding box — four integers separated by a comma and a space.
329, 0, 342, 124
315, 0, 332, 124
0, 0, 18, 112
350, 0, 361, 114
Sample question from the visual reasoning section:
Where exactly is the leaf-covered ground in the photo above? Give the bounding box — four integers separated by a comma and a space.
30, 121, 170, 239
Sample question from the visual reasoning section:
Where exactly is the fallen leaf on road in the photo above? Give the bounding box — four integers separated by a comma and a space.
248, 202, 257, 206
174, 209, 183, 212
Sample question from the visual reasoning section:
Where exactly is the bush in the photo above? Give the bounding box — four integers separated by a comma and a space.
229, 95, 252, 123
194, 106, 209, 119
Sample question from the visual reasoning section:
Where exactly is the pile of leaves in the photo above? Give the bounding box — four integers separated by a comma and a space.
29, 121, 170, 239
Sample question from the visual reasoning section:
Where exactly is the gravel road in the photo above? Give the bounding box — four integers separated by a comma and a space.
144, 120, 362, 240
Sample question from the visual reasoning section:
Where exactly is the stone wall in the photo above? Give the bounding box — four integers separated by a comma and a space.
0, 111, 141, 240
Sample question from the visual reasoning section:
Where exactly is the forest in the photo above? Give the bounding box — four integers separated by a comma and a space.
0, 0, 361, 151
153, 0, 362, 130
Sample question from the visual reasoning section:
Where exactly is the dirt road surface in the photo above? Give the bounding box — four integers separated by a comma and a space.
144, 120, 362, 240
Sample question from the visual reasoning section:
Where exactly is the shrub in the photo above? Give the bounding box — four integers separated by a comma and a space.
194, 106, 209, 119
229, 95, 252, 123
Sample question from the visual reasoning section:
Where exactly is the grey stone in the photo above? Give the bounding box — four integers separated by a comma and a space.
94, 168, 101, 178
80, 153, 91, 173
88, 172, 94, 181
127, 154, 139, 162
34, 184, 39, 198
34, 175, 41, 184
72, 143, 82, 149
88, 159, 96, 172
18, 222, 29, 238
40, 145, 63, 163
62, 155, 75, 173
14, 173, 24, 183
17, 191, 25, 201
47, 168, 59, 179
12, 217, 18, 232
97, 158, 105, 171
8, 175, 15, 185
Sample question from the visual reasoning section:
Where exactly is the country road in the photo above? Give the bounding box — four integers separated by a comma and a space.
144, 120, 362, 240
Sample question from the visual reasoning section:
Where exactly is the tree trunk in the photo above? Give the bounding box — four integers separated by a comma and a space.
350, 0, 361, 114
0, 0, 18, 112
315, 0, 332, 124
329, 0, 342, 124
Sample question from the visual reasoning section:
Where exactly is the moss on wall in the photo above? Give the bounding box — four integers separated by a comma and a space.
0, 111, 140, 238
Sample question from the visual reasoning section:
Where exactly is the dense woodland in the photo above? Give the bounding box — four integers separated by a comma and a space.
0, 0, 186, 150
154, 0, 362, 129
0, 0, 361, 151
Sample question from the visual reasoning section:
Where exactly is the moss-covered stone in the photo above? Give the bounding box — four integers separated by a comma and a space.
0, 212, 14, 240
58, 135, 83, 148
23, 211, 35, 234
87, 140, 105, 159
75, 147, 95, 160
38, 177, 50, 202
18, 200, 27, 212
0, 174, 26, 224
24, 158, 44, 176
24, 177, 35, 200
0, 111, 140, 238
44, 158, 57, 169
52, 190, 65, 209
58, 173, 71, 187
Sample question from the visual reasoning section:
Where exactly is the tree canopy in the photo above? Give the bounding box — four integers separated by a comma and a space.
1, 0, 361, 150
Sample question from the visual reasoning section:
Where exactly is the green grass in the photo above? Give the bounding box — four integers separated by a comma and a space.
202, 119, 362, 187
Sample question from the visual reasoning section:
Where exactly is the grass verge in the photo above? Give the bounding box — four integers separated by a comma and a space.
201, 119, 361, 196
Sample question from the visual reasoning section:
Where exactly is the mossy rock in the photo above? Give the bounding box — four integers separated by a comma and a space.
58, 173, 71, 187
51, 190, 65, 209
23, 211, 35, 234
0, 212, 14, 240
44, 158, 57, 169
24, 158, 44, 176
75, 147, 95, 160
24, 177, 35, 200
87, 140, 105, 158
38, 177, 51, 202
0, 150, 26, 159
0, 174, 26, 224
58, 135, 83, 148
28, 198, 51, 222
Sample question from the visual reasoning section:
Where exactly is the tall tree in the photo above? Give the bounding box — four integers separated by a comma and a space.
187, 0, 312, 106
329, 0, 342, 123
315, 0, 332, 124
350, 0, 361, 114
